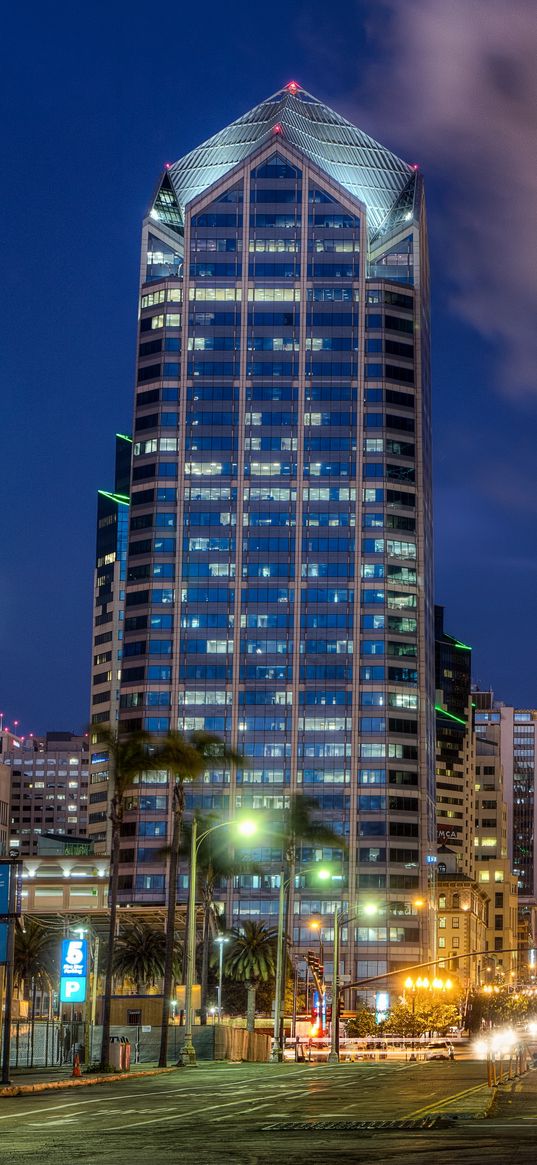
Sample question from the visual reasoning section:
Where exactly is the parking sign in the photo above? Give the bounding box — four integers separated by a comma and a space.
59, 937, 88, 1004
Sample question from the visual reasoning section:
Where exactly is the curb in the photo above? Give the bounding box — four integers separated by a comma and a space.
0, 1066, 179, 1098
406, 1081, 496, 1123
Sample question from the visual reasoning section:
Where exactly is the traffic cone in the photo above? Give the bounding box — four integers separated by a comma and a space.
72, 1053, 82, 1078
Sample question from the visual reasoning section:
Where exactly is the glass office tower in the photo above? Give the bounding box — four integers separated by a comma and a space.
88, 434, 131, 849
116, 83, 436, 983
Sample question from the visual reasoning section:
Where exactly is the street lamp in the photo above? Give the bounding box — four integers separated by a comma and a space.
215, 934, 229, 1020
180, 817, 257, 1067
403, 974, 454, 1049
327, 902, 377, 1064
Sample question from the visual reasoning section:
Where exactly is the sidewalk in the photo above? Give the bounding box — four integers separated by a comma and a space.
0, 1061, 180, 1098
489, 1063, 537, 1119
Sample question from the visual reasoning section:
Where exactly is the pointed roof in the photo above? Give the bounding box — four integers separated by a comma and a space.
163, 83, 415, 237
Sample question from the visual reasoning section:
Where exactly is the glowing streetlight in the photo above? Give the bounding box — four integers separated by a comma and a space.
214, 934, 229, 1020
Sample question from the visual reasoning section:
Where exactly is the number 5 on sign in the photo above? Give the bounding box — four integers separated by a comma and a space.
60, 937, 88, 1003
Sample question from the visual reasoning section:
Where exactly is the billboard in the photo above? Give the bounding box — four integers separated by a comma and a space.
59, 937, 88, 1004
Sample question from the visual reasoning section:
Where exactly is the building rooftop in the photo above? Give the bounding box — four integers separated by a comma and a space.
156, 82, 417, 239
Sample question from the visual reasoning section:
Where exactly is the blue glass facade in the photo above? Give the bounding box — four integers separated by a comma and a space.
117, 85, 436, 982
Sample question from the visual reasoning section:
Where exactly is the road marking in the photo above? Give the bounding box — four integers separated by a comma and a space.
101, 1097, 260, 1131
99, 1076, 323, 1133
0, 1068, 318, 1125
405, 1082, 490, 1118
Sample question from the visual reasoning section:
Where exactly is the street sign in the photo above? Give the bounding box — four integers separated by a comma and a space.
59, 938, 88, 1004
0, 865, 9, 964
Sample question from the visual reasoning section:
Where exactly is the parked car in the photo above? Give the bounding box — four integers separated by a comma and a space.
423, 1040, 455, 1061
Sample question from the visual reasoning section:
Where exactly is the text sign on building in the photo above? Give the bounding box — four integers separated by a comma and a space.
0, 863, 7, 960
59, 938, 88, 1004
0, 864, 10, 916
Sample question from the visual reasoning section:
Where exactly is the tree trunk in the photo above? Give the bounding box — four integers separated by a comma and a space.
282, 841, 295, 1044
246, 982, 257, 1033
30, 979, 37, 1068
158, 783, 183, 1067
100, 812, 120, 1069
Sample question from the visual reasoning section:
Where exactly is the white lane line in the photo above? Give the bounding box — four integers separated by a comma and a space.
100, 1077, 324, 1134
211, 1102, 274, 1122
101, 1097, 258, 1132
2, 1067, 316, 1127
0, 1068, 317, 1125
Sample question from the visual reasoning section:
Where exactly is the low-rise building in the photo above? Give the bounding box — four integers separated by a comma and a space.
436, 855, 489, 989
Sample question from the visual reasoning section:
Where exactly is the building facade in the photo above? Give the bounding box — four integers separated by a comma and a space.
474, 689, 537, 977
88, 434, 131, 850
5, 732, 89, 857
472, 699, 518, 982
110, 83, 436, 984
434, 606, 475, 876
0, 763, 10, 856
436, 856, 488, 989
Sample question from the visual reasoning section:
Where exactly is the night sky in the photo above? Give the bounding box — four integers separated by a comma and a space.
2, 0, 536, 734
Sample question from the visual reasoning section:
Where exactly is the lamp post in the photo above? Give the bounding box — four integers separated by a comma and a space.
270, 866, 287, 1062
403, 973, 454, 1049
215, 934, 229, 1021
180, 817, 257, 1067
327, 902, 378, 1064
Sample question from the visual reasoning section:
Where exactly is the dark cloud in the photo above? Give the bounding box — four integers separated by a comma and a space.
348, 0, 537, 396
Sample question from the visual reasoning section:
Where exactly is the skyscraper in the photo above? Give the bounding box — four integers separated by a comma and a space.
434, 606, 475, 876
88, 434, 130, 850
115, 83, 436, 985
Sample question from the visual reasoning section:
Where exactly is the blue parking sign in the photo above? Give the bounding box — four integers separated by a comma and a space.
59, 938, 88, 1004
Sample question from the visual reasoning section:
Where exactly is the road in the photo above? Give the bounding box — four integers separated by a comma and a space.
0, 1060, 535, 1164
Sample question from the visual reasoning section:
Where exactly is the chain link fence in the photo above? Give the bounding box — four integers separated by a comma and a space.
5, 1021, 216, 1067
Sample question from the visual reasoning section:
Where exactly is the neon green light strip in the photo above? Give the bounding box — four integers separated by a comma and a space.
435, 704, 466, 726
98, 490, 130, 505
116, 433, 132, 443
454, 640, 472, 651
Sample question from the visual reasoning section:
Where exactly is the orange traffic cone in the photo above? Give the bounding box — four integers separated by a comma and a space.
72, 1053, 82, 1078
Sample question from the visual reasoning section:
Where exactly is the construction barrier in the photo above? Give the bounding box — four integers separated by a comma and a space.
214, 1026, 271, 1063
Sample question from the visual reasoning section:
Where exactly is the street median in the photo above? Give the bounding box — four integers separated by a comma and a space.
0, 1065, 178, 1098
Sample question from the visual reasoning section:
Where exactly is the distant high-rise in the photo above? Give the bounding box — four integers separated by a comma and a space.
434, 606, 475, 876
474, 690, 537, 908
113, 83, 436, 984
5, 731, 89, 856
88, 434, 131, 850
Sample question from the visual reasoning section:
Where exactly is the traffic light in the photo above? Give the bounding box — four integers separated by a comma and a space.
306, 949, 324, 988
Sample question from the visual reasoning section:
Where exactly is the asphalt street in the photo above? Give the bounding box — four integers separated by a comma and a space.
0, 1060, 535, 1165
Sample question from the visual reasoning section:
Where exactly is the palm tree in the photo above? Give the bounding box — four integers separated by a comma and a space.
274, 793, 345, 949
269, 794, 345, 1034
94, 725, 155, 1069
223, 921, 277, 1032
14, 920, 58, 1066
113, 919, 180, 994
154, 731, 242, 1067
14, 919, 57, 993
179, 816, 258, 1023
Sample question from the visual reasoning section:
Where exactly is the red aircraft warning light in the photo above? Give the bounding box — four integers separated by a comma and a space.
286, 80, 300, 94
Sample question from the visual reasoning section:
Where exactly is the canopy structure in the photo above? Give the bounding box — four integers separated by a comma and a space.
154, 82, 417, 240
